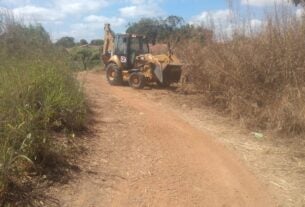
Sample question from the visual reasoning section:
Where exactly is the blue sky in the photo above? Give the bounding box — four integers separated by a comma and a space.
0, 0, 298, 41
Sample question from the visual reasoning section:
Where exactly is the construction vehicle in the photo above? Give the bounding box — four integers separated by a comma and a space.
102, 24, 182, 89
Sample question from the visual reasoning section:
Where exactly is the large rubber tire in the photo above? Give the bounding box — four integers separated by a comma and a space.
128, 72, 146, 89
106, 63, 123, 85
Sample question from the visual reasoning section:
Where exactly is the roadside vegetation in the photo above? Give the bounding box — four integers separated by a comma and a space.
2, 1, 305, 205
0, 12, 87, 205
56, 36, 103, 71
128, 3, 305, 136
69, 46, 101, 70
176, 5, 305, 135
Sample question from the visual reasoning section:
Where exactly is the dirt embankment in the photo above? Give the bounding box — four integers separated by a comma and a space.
49, 70, 279, 206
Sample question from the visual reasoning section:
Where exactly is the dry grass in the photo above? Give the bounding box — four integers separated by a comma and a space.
177, 6, 305, 135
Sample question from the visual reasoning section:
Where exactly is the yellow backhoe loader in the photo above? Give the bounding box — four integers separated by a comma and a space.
102, 24, 182, 89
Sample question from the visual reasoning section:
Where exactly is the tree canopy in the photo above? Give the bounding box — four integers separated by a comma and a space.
80, 39, 88, 45
90, 39, 104, 46
126, 18, 159, 44
126, 16, 186, 44
55, 36, 75, 48
126, 15, 213, 45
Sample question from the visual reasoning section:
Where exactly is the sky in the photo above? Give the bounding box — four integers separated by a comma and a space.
0, 0, 300, 41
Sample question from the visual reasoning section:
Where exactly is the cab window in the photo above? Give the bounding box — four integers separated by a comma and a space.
130, 38, 140, 53
130, 37, 149, 54
114, 35, 127, 55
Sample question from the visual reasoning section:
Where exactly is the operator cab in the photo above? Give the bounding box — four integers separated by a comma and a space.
114, 34, 149, 69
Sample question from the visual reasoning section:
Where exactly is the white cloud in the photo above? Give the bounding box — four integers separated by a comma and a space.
190, 9, 233, 39
241, 0, 289, 7
84, 15, 125, 27
119, 0, 164, 18
129, 0, 146, 4
190, 9, 232, 26
1, 0, 165, 40
296, 7, 304, 18
54, 15, 126, 41
190, 9, 265, 40
54, 0, 109, 15
120, 6, 162, 17
250, 19, 263, 27
11, 0, 110, 23
1, 0, 30, 6
13, 5, 64, 21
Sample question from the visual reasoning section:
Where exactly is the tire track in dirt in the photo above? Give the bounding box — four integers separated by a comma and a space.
50, 71, 276, 207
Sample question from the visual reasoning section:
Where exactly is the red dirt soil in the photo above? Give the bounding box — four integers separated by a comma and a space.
50, 71, 276, 207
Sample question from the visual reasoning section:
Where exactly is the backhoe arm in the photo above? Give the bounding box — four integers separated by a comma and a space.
102, 24, 115, 64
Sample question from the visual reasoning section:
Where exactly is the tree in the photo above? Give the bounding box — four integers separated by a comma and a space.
126, 16, 186, 44
55, 36, 75, 48
126, 15, 213, 46
158, 16, 185, 43
80, 39, 88, 45
90, 39, 104, 46
75, 48, 92, 70
27, 24, 51, 44
126, 18, 159, 44
165, 16, 184, 29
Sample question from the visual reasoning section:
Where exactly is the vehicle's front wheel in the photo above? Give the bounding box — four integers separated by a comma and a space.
128, 72, 146, 89
106, 63, 123, 85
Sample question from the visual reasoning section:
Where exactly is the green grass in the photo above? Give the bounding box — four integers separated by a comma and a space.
0, 16, 87, 204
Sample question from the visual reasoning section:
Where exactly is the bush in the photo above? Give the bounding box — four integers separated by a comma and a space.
0, 13, 87, 203
90, 39, 104, 46
79, 39, 88, 45
177, 7, 305, 134
55, 36, 75, 48
69, 46, 101, 70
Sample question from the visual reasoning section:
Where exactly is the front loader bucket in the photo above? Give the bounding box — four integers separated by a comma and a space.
163, 64, 182, 83
152, 54, 183, 84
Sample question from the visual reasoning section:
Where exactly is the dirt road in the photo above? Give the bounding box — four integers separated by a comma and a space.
50, 71, 275, 207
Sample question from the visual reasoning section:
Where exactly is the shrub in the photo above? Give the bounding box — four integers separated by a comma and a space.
55, 36, 75, 48
69, 46, 101, 70
0, 12, 87, 203
90, 39, 104, 46
177, 6, 305, 134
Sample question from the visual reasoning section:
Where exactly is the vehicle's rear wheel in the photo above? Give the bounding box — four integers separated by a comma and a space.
106, 63, 123, 85
128, 72, 146, 89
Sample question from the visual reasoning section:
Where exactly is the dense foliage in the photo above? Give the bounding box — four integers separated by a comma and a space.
126, 16, 213, 47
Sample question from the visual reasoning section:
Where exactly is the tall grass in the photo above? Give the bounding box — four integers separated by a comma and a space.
0, 12, 87, 203
177, 5, 305, 134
